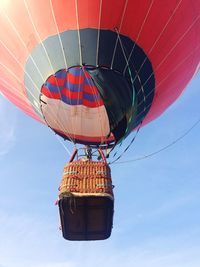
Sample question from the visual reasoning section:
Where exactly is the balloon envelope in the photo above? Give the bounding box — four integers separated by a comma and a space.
0, 0, 200, 146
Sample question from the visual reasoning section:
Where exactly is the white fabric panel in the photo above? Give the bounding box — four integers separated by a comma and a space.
40, 95, 110, 141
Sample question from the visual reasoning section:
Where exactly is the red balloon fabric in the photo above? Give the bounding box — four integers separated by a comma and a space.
0, 0, 200, 145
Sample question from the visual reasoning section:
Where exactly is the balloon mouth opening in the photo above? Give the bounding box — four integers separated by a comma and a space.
24, 28, 155, 145
39, 66, 115, 147
39, 65, 138, 147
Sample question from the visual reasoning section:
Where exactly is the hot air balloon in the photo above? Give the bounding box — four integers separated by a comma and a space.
0, 0, 200, 240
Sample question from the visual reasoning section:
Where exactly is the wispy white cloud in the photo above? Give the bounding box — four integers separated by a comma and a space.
0, 96, 16, 157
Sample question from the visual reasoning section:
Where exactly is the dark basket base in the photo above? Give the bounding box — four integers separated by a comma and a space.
58, 195, 114, 241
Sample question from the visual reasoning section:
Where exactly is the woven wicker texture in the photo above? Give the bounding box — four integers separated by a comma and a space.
59, 160, 113, 197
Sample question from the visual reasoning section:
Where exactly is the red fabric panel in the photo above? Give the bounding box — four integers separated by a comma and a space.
82, 99, 104, 108
47, 76, 65, 87
67, 72, 85, 84
60, 89, 83, 100
54, 128, 114, 144
0, 0, 199, 129
41, 87, 60, 99
49, 0, 77, 31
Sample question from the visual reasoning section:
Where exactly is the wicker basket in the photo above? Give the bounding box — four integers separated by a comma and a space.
59, 160, 113, 198
58, 149, 114, 241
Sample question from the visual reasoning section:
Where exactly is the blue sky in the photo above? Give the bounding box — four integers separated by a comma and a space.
0, 71, 200, 267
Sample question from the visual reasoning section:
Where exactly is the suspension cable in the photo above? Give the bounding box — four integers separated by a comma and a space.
112, 116, 200, 165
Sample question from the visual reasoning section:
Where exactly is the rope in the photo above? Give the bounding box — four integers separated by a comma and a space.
23, 1, 77, 145
75, 0, 83, 65
126, 43, 200, 123
96, 0, 102, 66
128, 0, 184, 78
82, 67, 107, 146
110, 0, 129, 69
0, 41, 75, 146
0, 9, 45, 82
109, 121, 142, 164
55, 135, 71, 156
112, 117, 200, 165
130, 15, 200, 90
23, 0, 56, 77
50, 0, 68, 69
107, 30, 147, 162
123, 0, 155, 75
